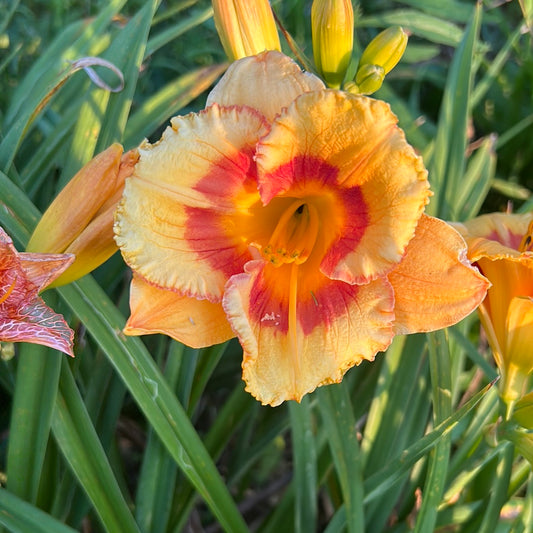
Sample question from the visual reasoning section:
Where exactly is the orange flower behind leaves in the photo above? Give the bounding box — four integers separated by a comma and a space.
115, 51, 488, 406
455, 212, 533, 413
27, 143, 138, 287
0, 227, 74, 356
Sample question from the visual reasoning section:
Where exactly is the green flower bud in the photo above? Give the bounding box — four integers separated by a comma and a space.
358, 26, 408, 75
354, 64, 385, 95
311, 0, 354, 88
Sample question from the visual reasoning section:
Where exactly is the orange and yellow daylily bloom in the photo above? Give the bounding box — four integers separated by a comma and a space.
0, 226, 74, 356
455, 212, 533, 413
115, 51, 488, 406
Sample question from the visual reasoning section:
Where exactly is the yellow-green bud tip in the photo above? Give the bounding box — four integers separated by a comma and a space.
358, 26, 408, 76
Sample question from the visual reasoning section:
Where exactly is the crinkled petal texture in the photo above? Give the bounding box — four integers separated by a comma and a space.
124, 274, 234, 348
115, 104, 270, 303
207, 51, 325, 122
390, 215, 489, 335
0, 227, 74, 355
223, 260, 395, 406
255, 90, 430, 284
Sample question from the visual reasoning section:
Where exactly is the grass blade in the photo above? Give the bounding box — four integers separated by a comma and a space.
52, 359, 141, 533
6, 344, 62, 503
0, 488, 78, 533
317, 383, 365, 533
289, 397, 317, 533
425, 3, 482, 219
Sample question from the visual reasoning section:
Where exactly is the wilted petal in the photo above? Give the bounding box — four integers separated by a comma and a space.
0, 299, 74, 356
389, 215, 489, 334
206, 51, 325, 122
223, 260, 394, 406
124, 274, 234, 348
0, 227, 74, 355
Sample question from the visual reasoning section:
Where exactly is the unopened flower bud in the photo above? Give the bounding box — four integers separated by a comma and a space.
353, 64, 385, 95
27, 144, 138, 287
358, 26, 408, 76
212, 0, 281, 61
311, 0, 354, 88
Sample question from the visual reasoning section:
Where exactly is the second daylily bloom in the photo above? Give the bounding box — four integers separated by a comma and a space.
455, 212, 533, 414
27, 144, 138, 287
0, 226, 74, 356
115, 51, 488, 406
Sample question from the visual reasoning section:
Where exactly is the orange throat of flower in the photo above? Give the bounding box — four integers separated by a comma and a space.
260, 200, 320, 267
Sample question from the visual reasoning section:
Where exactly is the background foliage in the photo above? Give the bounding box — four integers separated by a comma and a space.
1, 0, 533, 531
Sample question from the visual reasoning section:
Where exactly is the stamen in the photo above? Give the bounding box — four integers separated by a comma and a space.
263, 199, 319, 266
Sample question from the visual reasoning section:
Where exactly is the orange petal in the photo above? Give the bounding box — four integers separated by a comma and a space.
389, 215, 489, 334
124, 274, 234, 348
255, 91, 429, 283
27, 144, 124, 254
206, 51, 325, 122
223, 260, 394, 406
115, 105, 269, 301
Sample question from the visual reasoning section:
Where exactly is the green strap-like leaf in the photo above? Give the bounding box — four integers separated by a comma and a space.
0, 488, 78, 533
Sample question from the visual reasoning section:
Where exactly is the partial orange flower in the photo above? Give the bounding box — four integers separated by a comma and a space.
455, 212, 533, 413
115, 51, 488, 406
0, 227, 74, 356
27, 143, 138, 287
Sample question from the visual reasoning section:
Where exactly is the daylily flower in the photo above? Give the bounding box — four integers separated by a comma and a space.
311, 0, 354, 88
0, 226, 74, 356
212, 0, 281, 61
115, 51, 488, 406
454, 212, 533, 414
27, 144, 138, 287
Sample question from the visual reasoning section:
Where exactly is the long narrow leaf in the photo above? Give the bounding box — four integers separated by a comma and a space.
52, 359, 142, 533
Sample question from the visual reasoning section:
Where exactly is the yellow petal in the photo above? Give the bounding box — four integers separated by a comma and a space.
388, 215, 489, 334
223, 260, 394, 406
206, 51, 325, 122
256, 90, 430, 283
124, 274, 234, 348
115, 105, 269, 300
